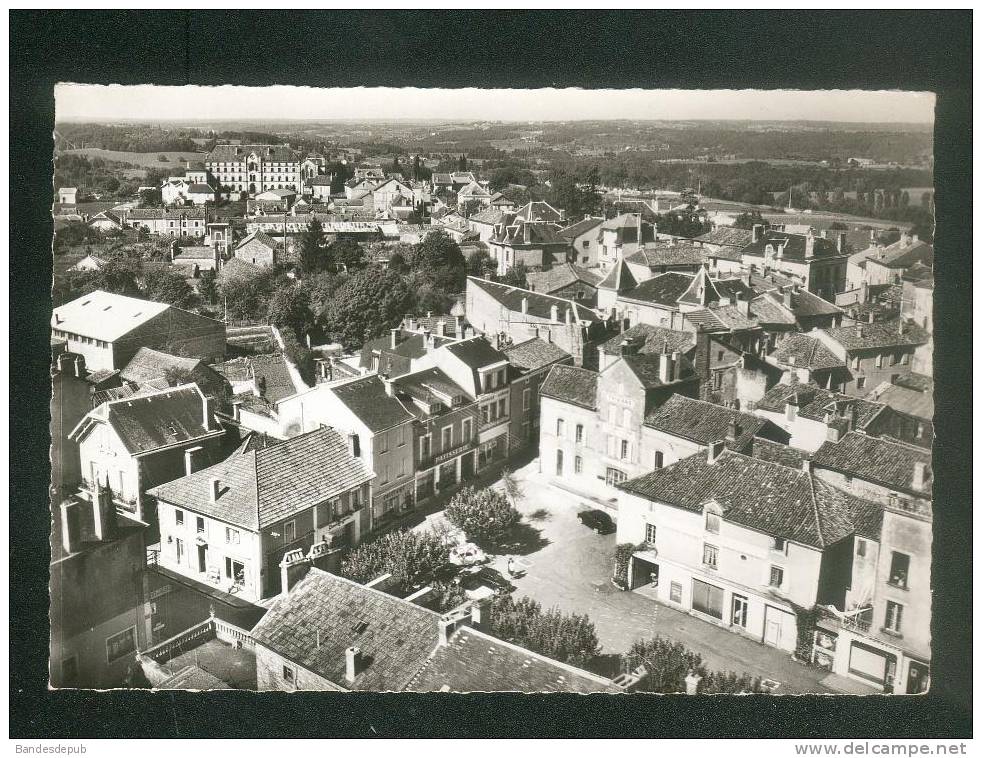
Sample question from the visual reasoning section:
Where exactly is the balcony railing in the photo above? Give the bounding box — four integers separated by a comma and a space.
818, 605, 873, 633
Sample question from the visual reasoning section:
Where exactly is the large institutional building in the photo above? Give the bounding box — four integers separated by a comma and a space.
204, 144, 302, 196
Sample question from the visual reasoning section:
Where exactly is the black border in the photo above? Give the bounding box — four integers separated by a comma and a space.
10, 10, 972, 739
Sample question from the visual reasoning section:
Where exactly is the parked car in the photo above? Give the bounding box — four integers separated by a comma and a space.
577, 508, 615, 534
456, 566, 515, 596
448, 542, 488, 567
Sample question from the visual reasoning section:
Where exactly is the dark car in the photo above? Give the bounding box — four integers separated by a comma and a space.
457, 566, 516, 595
578, 508, 615, 534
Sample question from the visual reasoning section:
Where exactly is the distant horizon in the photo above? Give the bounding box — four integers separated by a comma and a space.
55, 85, 935, 125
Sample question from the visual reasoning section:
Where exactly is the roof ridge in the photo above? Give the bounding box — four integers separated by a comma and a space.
805, 468, 825, 548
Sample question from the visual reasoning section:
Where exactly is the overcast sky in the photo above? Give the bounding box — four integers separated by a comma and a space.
55, 84, 935, 124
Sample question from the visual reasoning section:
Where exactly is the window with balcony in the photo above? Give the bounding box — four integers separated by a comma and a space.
884, 601, 903, 633
888, 551, 910, 589
702, 543, 718, 569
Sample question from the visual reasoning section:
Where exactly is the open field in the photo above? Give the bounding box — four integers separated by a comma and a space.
62, 148, 208, 168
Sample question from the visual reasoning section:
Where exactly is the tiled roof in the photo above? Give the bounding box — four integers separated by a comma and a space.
514, 201, 563, 223
187, 183, 215, 194
502, 338, 571, 373
770, 335, 845, 370
250, 569, 442, 691
619, 272, 694, 307
599, 324, 694, 357
149, 426, 373, 530
332, 375, 416, 433
467, 277, 602, 323
490, 219, 568, 247
235, 230, 278, 252
52, 290, 169, 342
206, 144, 299, 163
120, 347, 205, 384
866, 381, 934, 421
864, 239, 933, 270
694, 227, 753, 248
539, 364, 599, 409
684, 304, 757, 333
218, 256, 262, 281
102, 385, 219, 456
408, 626, 619, 693
776, 289, 843, 318
444, 336, 508, 370
393, 367, 471, 408
249, 353, 301, 403
127, 208, 208, 220
526, 263, 603, 295
618, 449, 882, 548
821, 319, 930, 351
626, 242, 709, 269
748, 296, 798, 326
469, 207, 508, 225
643, 395, 771, 452
558, 217, 603, 241
756, 383, 887, 429
621, 352, 697, 389
750, 438, 810, 469
812, 432, 932, 497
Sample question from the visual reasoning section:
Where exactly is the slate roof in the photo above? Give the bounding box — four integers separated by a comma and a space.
187, 183, 215, 194
514, 201, 563, 224
750, 438, 810, 469
332, 375, 416, 433
778, 289, 843, 318
83, 384, 220, 456
408, 626, 619, 693
756, 383, 887, 429
621, 352, 697, 389
597, 258, 638, 292
250, 569, 442, 691
618, 449, 882, 548
866, 382, 934, 421
812, 432, 932, 497
469, 207, 508, 225
643, 395, 770, 452
502, 338, 571, 373
490, 219, 568, 247
539, 365, 599, 409
52, 290, 169, 342
149, 426, 373, 530
599, 324, 694, 357
444, 336, 509, 370
821, 319, 930, 351
392, 367, 471, 408
619, 272, 694, 307
206, 144, 299, 163
741, 230, 845, 261
864, 239, 934, 270
770, 334, 846, 370
558, 217, 603, 241
467, 277, 602, 323
526, 263, 603, 295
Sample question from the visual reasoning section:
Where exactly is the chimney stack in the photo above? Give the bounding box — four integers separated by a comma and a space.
837, 232, 847, 253
707, 439, 725, 464
202, 395, 215, 431
783, 289, 793, 309
470, 598, 491, 630
436, 319, 447, 337
455, 314, 465, 335
658, 352, 672, 383
345, 646, 362, 684
184, 445, 204, 476
439, 615, 457, 646
802, 458, 813, 475
726, 420, 739, 443
209, 477, 221, 503
390, 328, 399, 350
752, 224, 764, 244
549, 304, 559, 322
564, 308, 573, 325
670, 351, 681, 382
804, 232, 815, 259
521, 297, 529, 315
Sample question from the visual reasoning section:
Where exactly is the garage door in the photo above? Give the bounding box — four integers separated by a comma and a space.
692, 579, 724, 619
849, 641, 895, 684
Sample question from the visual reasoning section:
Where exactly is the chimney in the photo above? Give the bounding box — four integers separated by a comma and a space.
736, 291, 750, 317
209, 477, 221, 503
345, 646, 362, 684
805, 232, 815, 259
436, 319, 447, 337
752, 224, 764, 244
73, 354, 86, 378
776, 242, 785, 259
470, 598, 491, 630
785, 394, 799, 421
911, 234, 919, 244
837, 232, 847, 253
564, 308, 573, 325
856, 325, 865, 339
860, 281, 869, 304
202, 395, 215, 431
670, 351, 681, 382
92, 485, 116, 542
912, 461, 928, 491
726, 420, 739, 443
439, 615, 457, 646
550, 304, 559, 322
783, 289, 793, 309
802, 458, 812, 475
455, 314, 465, 335
827, 424, 841, 442
901, 230, 911, 247
347, 432, 361, 459
279, 548, 310, 598
55, 352, 73, 375
658, 352, 672, 383
423, 328, 433, 349
405, 314, 416, 332
707, 439, 725, 464
383, 377, 395, 397
390, 328, 399, 349
521, 297, 529, 314
184, 445, 204, 476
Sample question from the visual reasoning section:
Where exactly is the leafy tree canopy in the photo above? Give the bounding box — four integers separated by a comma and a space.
489, 595, 602, 668
324, 265, 414, 349
444, 486, 521, 547
341, 529, 452, 592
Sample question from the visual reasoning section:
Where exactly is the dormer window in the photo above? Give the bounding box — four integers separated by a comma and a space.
704, 503, 722, 534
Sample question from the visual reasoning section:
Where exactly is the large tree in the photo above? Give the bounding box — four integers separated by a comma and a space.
327, 237, 367, 272
324, 265, 414, 349
623, 636, 762, 694
547, 172, 601, 221
499, 262, 529, 290
143, 268, 195, 309
298, 218, 326, 277
407, 229, 467, 294
489, 595, 601, 668
341, 529, 451, 591
444, 486, 521, 548
267, 285, 313, 340
467, 249, 496, 279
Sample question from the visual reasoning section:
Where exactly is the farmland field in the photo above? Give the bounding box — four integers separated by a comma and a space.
61, 148, 208, 169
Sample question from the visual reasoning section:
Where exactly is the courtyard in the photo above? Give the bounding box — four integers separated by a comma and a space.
417, 456, 874, 695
